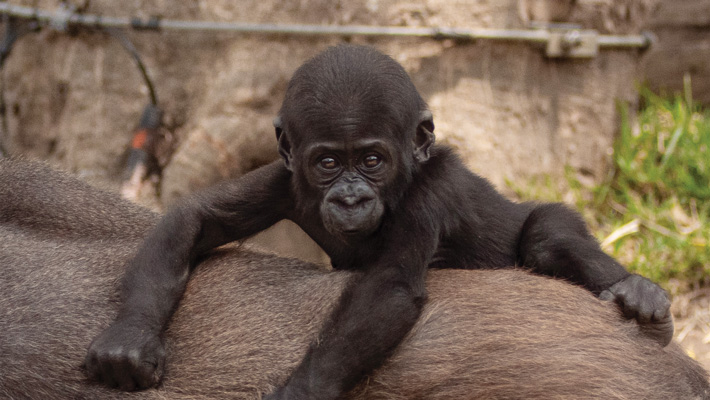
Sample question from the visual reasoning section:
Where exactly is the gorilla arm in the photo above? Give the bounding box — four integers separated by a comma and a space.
516, 202, 673, 345
85, 160, 292, 390
266, 211, 437, 400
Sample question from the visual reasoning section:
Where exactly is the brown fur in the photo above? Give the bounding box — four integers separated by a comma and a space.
1, 158, 708, 400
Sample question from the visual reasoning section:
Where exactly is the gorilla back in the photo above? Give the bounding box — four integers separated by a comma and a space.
1, 159, 708, 399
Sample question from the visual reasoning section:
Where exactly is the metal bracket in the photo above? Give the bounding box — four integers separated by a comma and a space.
546, 29, 599, 58
50, 3, 76, 32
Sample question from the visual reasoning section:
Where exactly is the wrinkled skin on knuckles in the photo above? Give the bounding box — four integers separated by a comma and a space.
600, 274, 673, 346
84, 323, 165, 391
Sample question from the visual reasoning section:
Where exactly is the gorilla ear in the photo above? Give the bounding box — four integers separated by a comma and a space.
273, 116, 293, 171
273, 116, 283, 140
414, 110, 435, 163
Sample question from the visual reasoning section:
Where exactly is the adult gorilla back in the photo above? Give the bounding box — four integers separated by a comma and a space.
0, 158, 708, 399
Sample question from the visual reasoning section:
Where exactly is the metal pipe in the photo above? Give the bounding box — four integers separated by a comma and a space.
0, 2, 651, 49
597, 33, 652, 48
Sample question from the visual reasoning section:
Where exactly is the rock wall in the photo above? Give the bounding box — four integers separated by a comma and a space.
641, 0, 710, 105
0, 0, 658, 262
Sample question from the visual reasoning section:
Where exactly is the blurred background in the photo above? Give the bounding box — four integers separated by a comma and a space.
1, 0, 708, 368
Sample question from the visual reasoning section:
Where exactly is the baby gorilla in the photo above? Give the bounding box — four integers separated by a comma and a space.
85, 45, 673, 399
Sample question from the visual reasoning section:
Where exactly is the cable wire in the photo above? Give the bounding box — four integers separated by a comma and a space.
104, 27, 158, 105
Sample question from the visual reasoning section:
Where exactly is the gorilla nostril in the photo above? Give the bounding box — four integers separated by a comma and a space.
334, 196, 372, 209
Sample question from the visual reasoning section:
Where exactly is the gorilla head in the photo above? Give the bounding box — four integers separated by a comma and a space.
274, 45, 435, 241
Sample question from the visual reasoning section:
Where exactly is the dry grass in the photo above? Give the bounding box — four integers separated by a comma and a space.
673, 289, 710, 370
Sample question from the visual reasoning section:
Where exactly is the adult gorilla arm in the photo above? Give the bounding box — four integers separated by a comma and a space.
84, 160, 292, 390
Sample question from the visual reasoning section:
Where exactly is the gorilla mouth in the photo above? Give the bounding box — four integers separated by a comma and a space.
334, 219, 379, 236
324, 207, 384, 241
321, 193, 385, 241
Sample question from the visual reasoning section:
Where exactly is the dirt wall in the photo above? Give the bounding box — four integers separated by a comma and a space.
641, 0, 710, 105
1, 0, 658, 262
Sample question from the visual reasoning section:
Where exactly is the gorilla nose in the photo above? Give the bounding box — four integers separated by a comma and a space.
334, 194, 372, 209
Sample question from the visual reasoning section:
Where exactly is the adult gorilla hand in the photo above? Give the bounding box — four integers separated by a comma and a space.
599, 274, 673, 347
84, 322, 165, 391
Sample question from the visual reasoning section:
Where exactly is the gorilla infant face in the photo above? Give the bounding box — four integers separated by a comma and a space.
305, 135, 393, 240
274, 45, 434, 242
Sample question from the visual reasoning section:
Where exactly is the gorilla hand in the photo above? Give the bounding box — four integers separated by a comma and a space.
84, 321, 165, 391
600, 274, 673, 347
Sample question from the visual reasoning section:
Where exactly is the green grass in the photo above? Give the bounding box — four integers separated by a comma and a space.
509, 85, 710, 292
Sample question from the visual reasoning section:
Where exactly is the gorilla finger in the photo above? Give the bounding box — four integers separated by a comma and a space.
83, 354, 100, 381
134, 360, 161, 389
634, 293, 662, 322
154, 355, 165, 386
118, 376, 137, 392
608, 279, 628, 295
603, 293, 638, 319
634, 303, 654, 324
653, 305, 671, 322
618, 298, 642, 320
112, 353, 140, 388
622, 307, 639, 320
641, 319, 674, 347
658, 296, 671, 314
644, 293, 670, 320
151, 342, 167, 386
599, 290, 615, 302
98, 360, 119, 388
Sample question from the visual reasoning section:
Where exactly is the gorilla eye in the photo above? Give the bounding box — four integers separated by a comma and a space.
319, 157, 339, 170
362, 154, 382, 169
